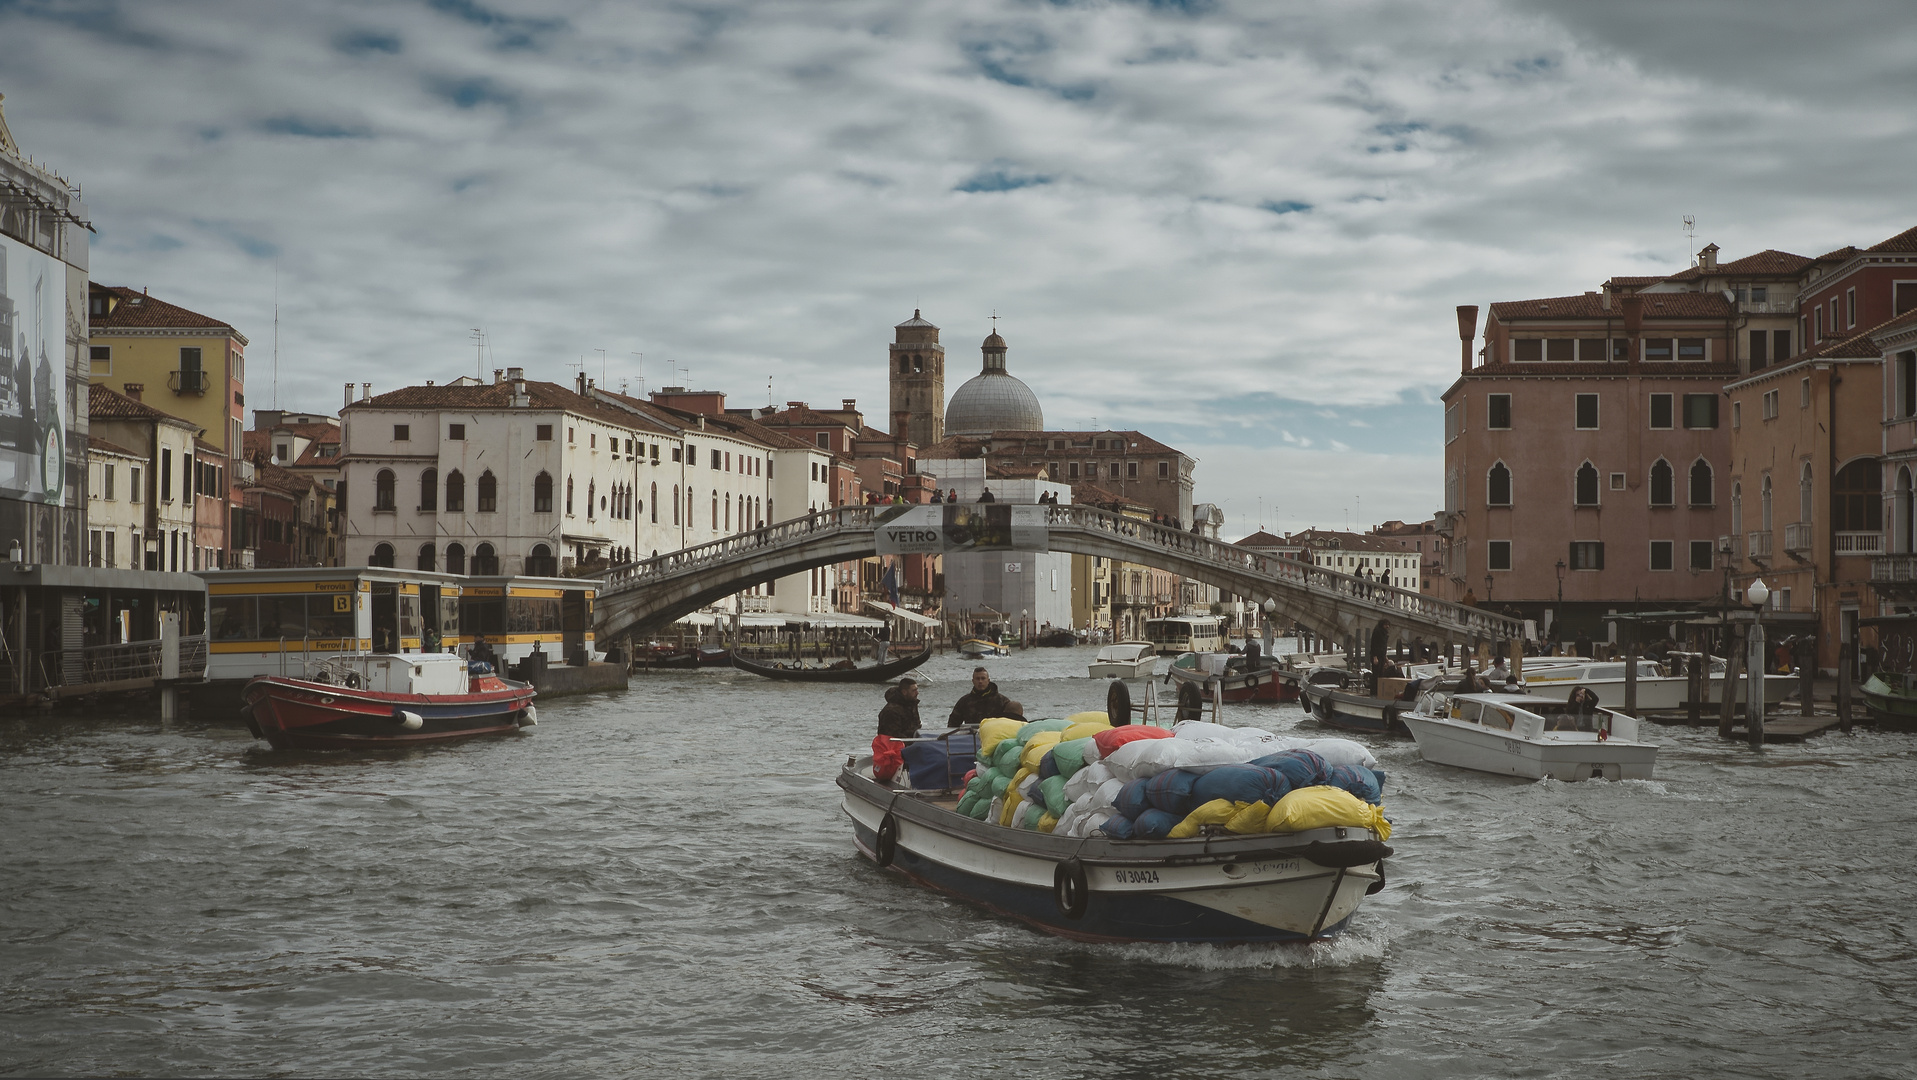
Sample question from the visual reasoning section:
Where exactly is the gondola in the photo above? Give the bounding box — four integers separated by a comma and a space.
730, 646, 934, 683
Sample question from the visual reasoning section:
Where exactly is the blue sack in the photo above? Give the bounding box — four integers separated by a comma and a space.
1191, 765, 1290, 807
1324, 764, 1384, 805
1037, 750, 1060, 781
467, 661, 494, 675
1101, 815, 1136, 839
1143, 769, 1201, 817
1115, 778, 1153, 820
1250, 749, 1329, 791
1133, 808, 1181, 840
903, 732, 980, 790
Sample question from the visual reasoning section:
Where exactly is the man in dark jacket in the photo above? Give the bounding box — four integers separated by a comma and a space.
878, 678, 922, 738
947, 667, 1020, 727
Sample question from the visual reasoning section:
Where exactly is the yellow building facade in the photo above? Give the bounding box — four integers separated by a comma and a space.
87, 284, 247, 458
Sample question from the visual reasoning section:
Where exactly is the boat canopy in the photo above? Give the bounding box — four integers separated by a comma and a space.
863, 600, 942, 628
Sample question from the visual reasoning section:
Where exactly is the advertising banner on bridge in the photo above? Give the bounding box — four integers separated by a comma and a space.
874, 503, 1048, 555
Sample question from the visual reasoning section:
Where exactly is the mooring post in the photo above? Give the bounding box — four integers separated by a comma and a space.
1686, 654, 1702, 724
1718, 626, 1744, 739
1623, 640, 1638, 717
1509, 637, 1523, 683
1837, 643, 1854, 733
1799, 636, 1816, 718
159, 610, 180, 724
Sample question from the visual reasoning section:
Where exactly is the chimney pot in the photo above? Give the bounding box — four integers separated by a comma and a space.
344, 382, 354, 409
361, 382, 371, 402
124, 382, 144, 402
842, 398, 857, 411
493, 368, 505, 385
506, 366, 524, 381
1455, 305, 1478, 373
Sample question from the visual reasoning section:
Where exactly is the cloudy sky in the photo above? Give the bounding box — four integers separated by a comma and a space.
5, 0, 1914, 538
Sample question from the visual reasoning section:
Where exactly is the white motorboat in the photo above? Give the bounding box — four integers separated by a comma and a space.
1400, 692, 1658, 782
1088, 641, 1156, 679
1519, 659, 1796, 712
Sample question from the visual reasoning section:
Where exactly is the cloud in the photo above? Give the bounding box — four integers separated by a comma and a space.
2, 0, 1912, 534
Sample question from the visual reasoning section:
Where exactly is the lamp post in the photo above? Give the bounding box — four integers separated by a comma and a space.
1745, 578, 1770, 748
1484, 573, 1494, 607
1262, 597, 1277, 657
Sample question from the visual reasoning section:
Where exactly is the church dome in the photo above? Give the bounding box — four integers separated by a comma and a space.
946, 329, 1042, 434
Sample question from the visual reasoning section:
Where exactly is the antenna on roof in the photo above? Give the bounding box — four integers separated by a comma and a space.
471, 328, 484, 381
596, 348, 607, 386
272, 260, 279, 412
1684, 215, 1696, 265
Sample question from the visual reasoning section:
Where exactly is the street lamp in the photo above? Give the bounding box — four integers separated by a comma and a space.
1745, 578, 1770, 748
1484, 573, 1494, 605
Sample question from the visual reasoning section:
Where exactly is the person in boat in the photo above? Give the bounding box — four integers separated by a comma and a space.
977, 487, 995, 503
1559, 686, 1601, 730
469, 634, 498, 671
930, 489, 944, 503
422, 626, 441, 654
1486, 655, 1511, 684
878, 678, 922, 738
947, 666, 1021, 727
1455, 666, 1482, 694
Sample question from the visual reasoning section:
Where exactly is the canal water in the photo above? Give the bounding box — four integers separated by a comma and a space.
4, 646, 1914, 1078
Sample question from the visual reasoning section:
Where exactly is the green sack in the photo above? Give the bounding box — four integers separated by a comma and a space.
1038, 775, 1071, 818
1051, 737, 1093, 778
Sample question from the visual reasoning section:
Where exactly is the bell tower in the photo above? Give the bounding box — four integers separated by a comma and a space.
888, 309, 944, 446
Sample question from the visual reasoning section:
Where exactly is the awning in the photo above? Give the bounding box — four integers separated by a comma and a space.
864, 600, 942, 628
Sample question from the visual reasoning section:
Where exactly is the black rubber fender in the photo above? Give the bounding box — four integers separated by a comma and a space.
1367, 861, 1387, 895
874, 812, 899, 868
1302, 839, 1395, 868
1053, 857, 1089, 920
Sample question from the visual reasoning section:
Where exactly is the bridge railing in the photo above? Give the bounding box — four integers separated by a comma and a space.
1042, 504, 1522, 640
601, 507, 874, 594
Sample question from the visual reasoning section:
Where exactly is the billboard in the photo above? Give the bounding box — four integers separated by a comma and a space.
0, 235, 66, 506
874, 503, 1048, 555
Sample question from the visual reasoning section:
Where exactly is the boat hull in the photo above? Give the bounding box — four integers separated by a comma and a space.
1089, 660, 1156, 679
1311, 688, 1410, 736
731, 647, 933, 683
1861, 675, 1917, 731
242, 675, 535, 751
1167, 662, 1295, 703
839, 766, 1383, 944
1401, 712, 1657, 781
1521, 672, 1797, 711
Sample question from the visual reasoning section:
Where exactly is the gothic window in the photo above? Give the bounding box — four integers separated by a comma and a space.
1649, 459, 1673, 507
1487, 462, 1512, 506
1575, 462, 1599, 506
1688, 460, 1713, 507
374, 469, 396, 511
420, 468, 437, 511
477, 471, 497, 512
534, 471, 553, 513
651, 482, 658, 523
445, 470, 465, 512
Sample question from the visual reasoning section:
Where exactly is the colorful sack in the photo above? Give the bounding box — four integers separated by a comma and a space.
1265, 785, 1392, 840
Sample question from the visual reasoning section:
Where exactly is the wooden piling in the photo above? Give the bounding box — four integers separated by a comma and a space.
1623, 641, 1638, 717
1799, 637, 1816, 717
1718, 626, 1743, 739
1837, 643, 1854, 733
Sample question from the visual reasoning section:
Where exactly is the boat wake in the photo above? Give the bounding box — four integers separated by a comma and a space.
1058, 921, 1392, 970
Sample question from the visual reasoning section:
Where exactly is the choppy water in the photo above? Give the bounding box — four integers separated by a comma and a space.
4, 646, 1915, 1078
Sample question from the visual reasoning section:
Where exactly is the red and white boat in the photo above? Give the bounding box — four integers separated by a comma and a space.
1165, 652, 1299, 703
242, 653, 537, 751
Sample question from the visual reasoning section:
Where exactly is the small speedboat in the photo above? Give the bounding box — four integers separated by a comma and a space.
242, 653, 536, 751
1165, 652, 1294, 703
1400, 692, 1658, 781
958, 638, 1011, 659
1088, 641, 1156, 679
1520, 658, 1795, 712
839, 752, 1389, 944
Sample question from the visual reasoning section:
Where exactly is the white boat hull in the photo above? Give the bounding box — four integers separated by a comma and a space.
1401, 712, 1658, 782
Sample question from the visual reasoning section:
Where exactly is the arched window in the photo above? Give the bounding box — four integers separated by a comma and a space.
374, 469, 396, 511
712, 491, 718, 529
445, 542, 466, 575
534, 471, 553, 513
1732, 482, 1743, 536
587, 480, 596, 519
1833, 458, 1883, 532
417, 543, 436, 571
650, 482, 658, 523
899, 356, 910, 374
566, 476, 574, 515
686, 486, 693, 524
472, 542, 499, 576
1648, 459, 1673, 507
1486, 461, 1512, 506
420, 468, 437, 511
445, 470, 465, 512
1800, 461, 1814, 523
1761, 474, 1773, 530
526, 543, 556, 577
477, 470, 497, 512
1574, 462, 1599, 506
672, 484, 680, 525
1688, 459, 1713, 507
371, 541, 395, 567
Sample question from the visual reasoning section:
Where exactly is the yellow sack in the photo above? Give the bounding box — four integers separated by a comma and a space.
1265, 786, 1392, 841
1168, 799, 1250, 839
977, 717, 1025, 756
1037, 813, 1059, 834
1020, 731, 1065, 771
999, 767, 1035, 826
1060, 715, 1113, 743
1226, 801, 1273, 834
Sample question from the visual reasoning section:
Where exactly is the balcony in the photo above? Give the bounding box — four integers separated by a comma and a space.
1783, 522, 1813, 555
168, 369, 209, 395
1873, 554, 1917, 584
1836, 531, 1884, 555
1746, 530, 1772, 560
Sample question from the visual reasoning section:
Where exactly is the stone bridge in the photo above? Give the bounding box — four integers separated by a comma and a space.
594, 504, 1524, 647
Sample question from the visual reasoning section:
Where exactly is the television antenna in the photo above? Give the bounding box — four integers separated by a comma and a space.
471, 328, 485, 381
1684, 215, 1696, 265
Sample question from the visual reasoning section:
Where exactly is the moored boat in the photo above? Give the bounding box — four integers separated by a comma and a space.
1399, 692, 1658, 781
1859, 615, 1917, 730
1310, 684, 1412, 736
1089, 641, 1156, 679
1165, 652, 1294, 703
958, 637, 1011, 658
242, 653, 536, 751
730, 646, 933, 683
838, 753, 1389, 944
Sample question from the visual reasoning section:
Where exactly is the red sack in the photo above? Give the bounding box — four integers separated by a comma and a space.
871, 735, 903, 782
960, 768, 977, 787
1093, 725, 1173, 759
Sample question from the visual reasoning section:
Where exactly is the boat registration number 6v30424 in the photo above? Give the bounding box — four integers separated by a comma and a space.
1114, 869, 1161, 884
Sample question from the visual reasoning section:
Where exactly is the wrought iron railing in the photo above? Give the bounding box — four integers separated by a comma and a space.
74, 634, 208, 685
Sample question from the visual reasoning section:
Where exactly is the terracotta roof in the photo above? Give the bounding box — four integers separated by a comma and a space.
1867, 225, 1917, 253
86, 435, 141, 457
255, 461, 316, 496
1663, 249, 1812, 281
1234, 529, 1290, 548
89, 284, 244, 339
1490, 292, 1733, 320
88, 382, 196, 425
1604, 276, 1666, 289
1813, 245, 1861, 264
1867, 307, 1917, 341
349, 380, 680, 438
755, 405, 861, 430
1068, 480, 1148, 510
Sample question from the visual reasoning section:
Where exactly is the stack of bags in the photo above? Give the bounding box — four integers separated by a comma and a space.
955, 717, 1391, 842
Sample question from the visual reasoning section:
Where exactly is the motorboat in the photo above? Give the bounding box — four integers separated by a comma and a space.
1165, 652, 1295, 703
1519, 658, 1796, 712
1400, 692, 1658, 782
731, 646, 933, 683
838, 750, 1389, 944
1308, 684, 1412, 737
242, 653, 536, 751
1088, 641, 1157, 679
1859, 615, 1917, 729
958, 638, 1011, 659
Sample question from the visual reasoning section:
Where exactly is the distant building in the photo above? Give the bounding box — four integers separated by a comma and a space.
86, 384, 198, 571
888, 310, 946, 448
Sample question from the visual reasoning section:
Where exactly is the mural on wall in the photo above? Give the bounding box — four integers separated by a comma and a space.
0, 235, 65, 506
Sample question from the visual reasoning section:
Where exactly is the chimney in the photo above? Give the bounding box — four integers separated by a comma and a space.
506, 366, 524, 382
576, 372, 588, 395
786, 401, 805, 410
1620, 294, 1644, 336
1455, 305, 1478, 374
124, 382, 144, 402
1602, 284, 1612, 311
842, 398, 857, 412
1700, 243, 1719, 271
493, 368, 505, 385
360, 383, 371, 402
344, 382, 354, 409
